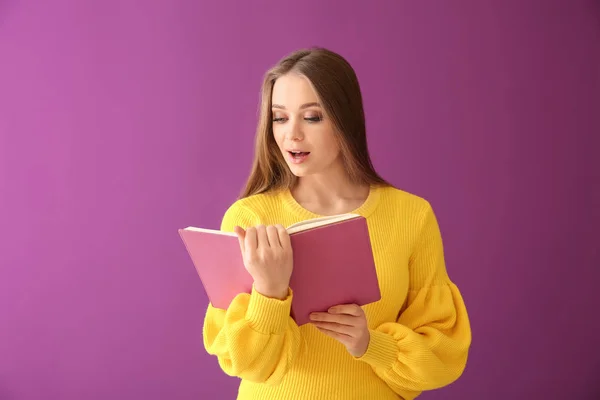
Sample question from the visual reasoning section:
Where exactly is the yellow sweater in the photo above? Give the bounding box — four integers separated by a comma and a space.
203, 185, 471, 400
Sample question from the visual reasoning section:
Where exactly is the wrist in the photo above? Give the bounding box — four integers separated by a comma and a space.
350, 328, 371, 357
354, 329, 398, 368
253, 283, 289, 300
246, 286, 293, 334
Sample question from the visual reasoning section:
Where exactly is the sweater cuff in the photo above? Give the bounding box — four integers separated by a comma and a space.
245, 286, 292, 335
356, 329, 398, 369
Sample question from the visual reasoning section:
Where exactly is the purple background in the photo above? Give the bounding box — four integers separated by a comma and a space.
1, 1, 599, 399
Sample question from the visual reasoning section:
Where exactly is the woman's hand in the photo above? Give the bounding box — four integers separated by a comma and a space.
234, 224, 293, 300
309, 304, 370, 357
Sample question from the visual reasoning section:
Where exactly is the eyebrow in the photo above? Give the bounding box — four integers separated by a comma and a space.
272, 102, 321, 110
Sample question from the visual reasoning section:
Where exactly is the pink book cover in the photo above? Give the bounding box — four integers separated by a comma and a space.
178, 216, 381, 326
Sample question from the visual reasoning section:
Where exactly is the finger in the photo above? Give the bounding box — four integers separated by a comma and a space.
275, 224, 291, 250
255, 225, 270, 247
266, 225, 281, 248
328, 304, 363, 317
311, 321, 357, 337
245, 227, 258, 259
310, 312, 356, 326
233, 226, 246, 254
315, 326, 353, 344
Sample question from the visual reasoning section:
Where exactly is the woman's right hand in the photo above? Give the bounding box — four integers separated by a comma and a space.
234, 224, 293, 300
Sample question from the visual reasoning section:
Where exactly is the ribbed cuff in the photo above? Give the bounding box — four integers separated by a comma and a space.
356, 329, 398, 370
245, 286, 293, 335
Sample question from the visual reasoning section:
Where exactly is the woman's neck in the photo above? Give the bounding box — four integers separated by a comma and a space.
291, 170, 370, 216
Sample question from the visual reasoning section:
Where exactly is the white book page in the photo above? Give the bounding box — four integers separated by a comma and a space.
182, 213, 360, 236
286, 213, 360, 235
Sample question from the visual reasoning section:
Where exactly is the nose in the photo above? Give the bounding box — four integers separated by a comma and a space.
286, 119, 304, 142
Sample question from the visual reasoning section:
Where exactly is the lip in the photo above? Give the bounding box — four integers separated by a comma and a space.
286, 150, 310, 164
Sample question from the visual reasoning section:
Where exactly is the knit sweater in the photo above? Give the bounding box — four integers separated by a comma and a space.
202, 185, 471, 400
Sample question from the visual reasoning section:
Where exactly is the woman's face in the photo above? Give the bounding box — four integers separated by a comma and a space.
271, 73, 342, 178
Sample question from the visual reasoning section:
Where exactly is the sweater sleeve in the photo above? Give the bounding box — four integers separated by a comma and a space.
202, 201, 304, 385
356, 201, 471, 399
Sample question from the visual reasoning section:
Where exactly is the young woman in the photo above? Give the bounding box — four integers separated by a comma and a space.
202, 47, 471, 400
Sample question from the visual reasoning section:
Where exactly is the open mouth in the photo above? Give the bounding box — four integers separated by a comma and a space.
287, 151, 310, 163
288, 151, 310, 157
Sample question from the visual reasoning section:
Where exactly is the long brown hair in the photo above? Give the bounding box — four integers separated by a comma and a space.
240, 47, 389, 198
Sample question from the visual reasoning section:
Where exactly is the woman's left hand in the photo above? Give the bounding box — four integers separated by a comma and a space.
309, 304, 370, 357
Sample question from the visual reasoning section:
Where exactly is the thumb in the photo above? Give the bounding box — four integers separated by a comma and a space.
233, 226, 246, 253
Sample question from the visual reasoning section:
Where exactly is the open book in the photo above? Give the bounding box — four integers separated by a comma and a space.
178, 213, 381, 326
182, 213, 361, 236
